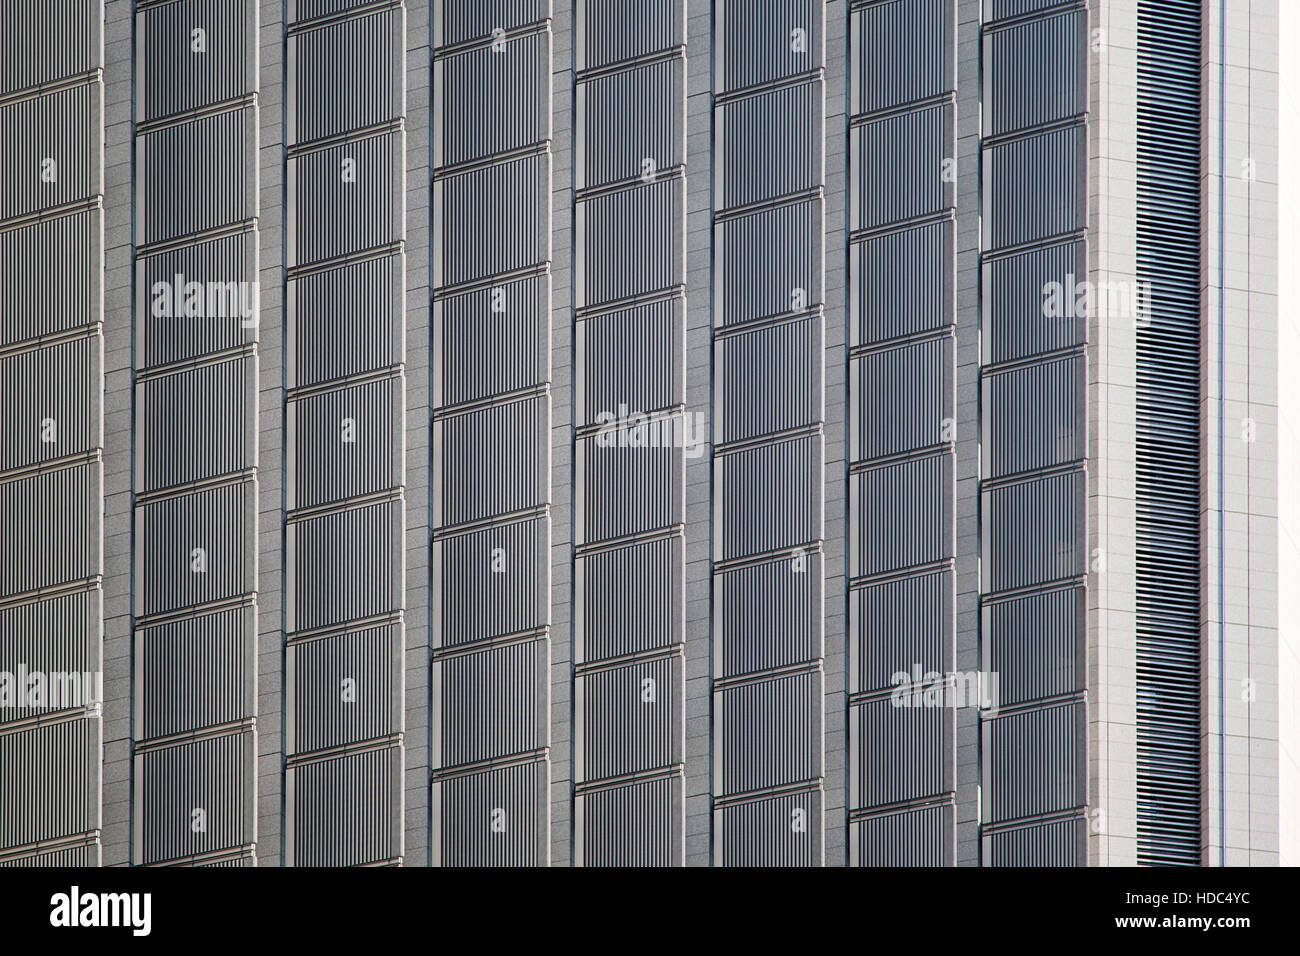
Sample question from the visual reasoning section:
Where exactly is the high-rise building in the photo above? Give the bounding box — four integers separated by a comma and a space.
0, 0, 1287, 867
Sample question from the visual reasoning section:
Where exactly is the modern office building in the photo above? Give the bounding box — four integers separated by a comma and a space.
0, 0, 1288, 866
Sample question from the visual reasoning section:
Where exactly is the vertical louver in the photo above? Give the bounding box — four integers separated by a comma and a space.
846, 0, 958, 866
571, 0, 688, 866
130, 0, 260, 867
978, 0, 1090, 865
429, 0, 554, 866
1134, 0, 1202, 868
711, 0, 826, 866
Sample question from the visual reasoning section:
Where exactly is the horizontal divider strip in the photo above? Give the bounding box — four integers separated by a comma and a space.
573, 524, 683, 560
713, 421, 822, 457
0, 69, 102, 108
576, 45, 686, 83
847, 795, 956, 823
710, 659, 823, 693
0, 195, 103, 233
285, 735, 403, 769
133, 718, 256, 754
285, 487, 405, 524
429, 748, 548, 783
714, 185, 823, 224
574, 645, 684, 678
134, 94, 258, 136
431, 627, 548, 662
286, 610, 404, 645
713, 68, 824, 107
286, 117, 405, 158
285, 0, 405, 35
711, 777, 823, 809
573, 765, 683, 797
847, 557, 954, 592
430, 504, 550, 541
713, 541, 825, 576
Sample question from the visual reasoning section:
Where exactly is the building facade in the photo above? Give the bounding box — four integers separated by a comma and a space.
0, 0, 1286, 866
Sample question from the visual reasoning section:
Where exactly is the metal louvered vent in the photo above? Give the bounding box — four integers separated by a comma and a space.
1134, 0, 1202, 867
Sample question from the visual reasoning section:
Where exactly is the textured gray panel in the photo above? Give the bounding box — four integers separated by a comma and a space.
715, 434, 822, 561
576, 177, 684, 307
851, 569, 952, 694
433, 31, 550, 167
432, 153, 549, 287
286, 498, 403, 633
575, 655, 682, 783
983, 702, 1085, 824
431, 759, 548, 867
850, 0, 953, 115
0, 84, 101, 220
138, 356, 256, 492
574, 775, 682, 866
850, 453, 952, 578
136, 231, 258, 369
714, 789, 822, 866
288, 253, 405, 388
852, 696, 951, 808
984, 470, 1085, 592
135, 481, 255, 618
715, 554, 822, 679
985, 587, 1086, 708
0, 336, 99, 471
136, 606, 256, 740
0, 211, 101, 347
576, 436, 682, 545
434, 640, 547, 766
574, 535, 682, 664
134, 731, 255, 864
851, 335, 953, 461
576, 298, 682, 426
135, 106, 257, 246
434, 395, 549, 526
136, 0, 256, 122
715, 670, 822, 797
983, 817, 1087, 867
434, 518, 549, 648
0, 719, 97, 851
717, 82, 823, 209
286, 375, 404, 510
716, 0, 823, 92
287, 625, 402, 755
0, 592, 99, 725
575, 57, 683, 190
984, 9, 1087, 136
287, 747, 402, 866
0, 467, 100, 600
853, 804, 952, 867
851, 219, 954, 345
982, 125, 1086, 250
576, 0, 683, 71
287, 130, 405, 266
715, 199, 822, 325
0, 0, 101, 95
717, 316, 822, 444
982, 240, 1087, 364
851, 102, 954, 231
984, 353, 1085, 478
289, 6, 404, 144
433, 0, 550, 47
435, 274, 548, 406
0, 844, 99, 868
